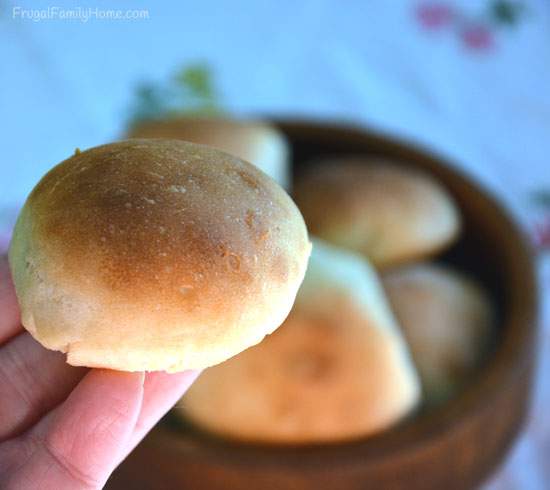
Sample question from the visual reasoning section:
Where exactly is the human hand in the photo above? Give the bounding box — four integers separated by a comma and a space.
0, 256, 199, 489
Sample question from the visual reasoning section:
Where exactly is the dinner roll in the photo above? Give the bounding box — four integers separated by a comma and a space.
383, 263, 494, 402
128, 117, 290, 189
178, 240, 421, 442
293, 158, 460, 268
8, 139, 311, 372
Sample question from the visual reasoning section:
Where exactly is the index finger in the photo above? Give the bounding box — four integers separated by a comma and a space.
0, 255, 22, 344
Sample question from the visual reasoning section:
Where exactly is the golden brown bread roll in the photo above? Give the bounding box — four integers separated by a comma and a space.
127, 117, 290, 189
383, 263, 494, 402
293, 158, 461, 268
178, 240, 421, 442
8, 139, 311, 372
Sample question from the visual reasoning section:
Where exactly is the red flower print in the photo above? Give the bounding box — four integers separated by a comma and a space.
460, 23, 495, 51
533, 215, 550, 252
416, 2, 455, 30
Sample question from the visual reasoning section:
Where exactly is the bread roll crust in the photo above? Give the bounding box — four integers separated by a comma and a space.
383, 263, 494, 401
9, 139, 310, 372
128, 117, 290, 189
179, 241, 420, 442
294, 158, 460, 268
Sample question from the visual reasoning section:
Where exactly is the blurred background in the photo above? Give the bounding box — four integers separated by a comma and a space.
1, 1, 549, 488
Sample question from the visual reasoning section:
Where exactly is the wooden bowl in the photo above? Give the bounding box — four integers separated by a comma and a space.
107, 120, 538, 490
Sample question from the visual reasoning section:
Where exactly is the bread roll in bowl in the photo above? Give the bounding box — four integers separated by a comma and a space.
128, 117, 290, 189
294, 158, 461, 268
383, 263, 494, 403
8, 139, 311, 372
178, 240, 421, 442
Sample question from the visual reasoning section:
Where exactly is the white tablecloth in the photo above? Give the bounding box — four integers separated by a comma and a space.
1, 1, 549, 487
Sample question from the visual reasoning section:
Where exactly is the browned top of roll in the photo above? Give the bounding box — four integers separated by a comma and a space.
30, 139, 296, 301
